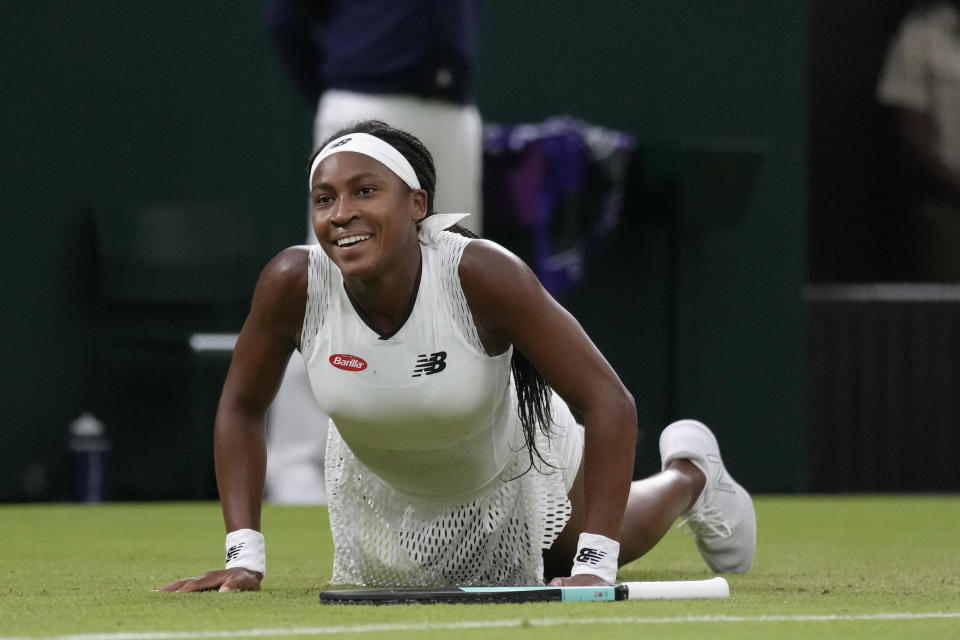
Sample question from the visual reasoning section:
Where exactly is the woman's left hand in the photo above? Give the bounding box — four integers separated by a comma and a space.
548, 573, 610, 587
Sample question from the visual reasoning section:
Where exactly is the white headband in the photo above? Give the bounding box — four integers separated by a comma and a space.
308, 132, 421, 191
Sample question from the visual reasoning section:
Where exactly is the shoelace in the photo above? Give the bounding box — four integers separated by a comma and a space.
677, 505, 732, 539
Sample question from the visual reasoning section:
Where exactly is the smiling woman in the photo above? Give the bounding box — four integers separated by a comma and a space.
310, 147, 425, 295
157, 120, 756, 594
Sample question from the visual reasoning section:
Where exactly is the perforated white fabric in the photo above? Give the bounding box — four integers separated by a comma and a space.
325, 420, 572, 587
434, 231, 486, 353
300, 245, 331, 354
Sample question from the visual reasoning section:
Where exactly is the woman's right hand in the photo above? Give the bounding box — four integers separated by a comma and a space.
156, 568, 263, 593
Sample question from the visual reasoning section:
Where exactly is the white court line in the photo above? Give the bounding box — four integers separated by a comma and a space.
3, 612, 960, 640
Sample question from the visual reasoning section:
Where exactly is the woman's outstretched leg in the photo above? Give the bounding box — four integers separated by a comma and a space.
627, 419, 757, 573
617, 458, 705, 563
546, 419, 756, 581
544, 439, 705, 580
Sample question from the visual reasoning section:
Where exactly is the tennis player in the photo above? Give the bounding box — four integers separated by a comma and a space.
157, 120, 755, 593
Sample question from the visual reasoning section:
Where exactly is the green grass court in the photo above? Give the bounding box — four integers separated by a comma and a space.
2, 496, 958, 639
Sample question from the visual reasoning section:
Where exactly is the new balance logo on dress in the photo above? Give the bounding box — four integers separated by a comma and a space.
412, 351, 447, 377
226, 542, 245, 563
575, 547, 607, 566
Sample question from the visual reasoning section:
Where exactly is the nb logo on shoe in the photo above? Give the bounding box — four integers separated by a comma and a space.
575, 547, 607, 566
412, 351, 447, 377
331, 137, 352, 148
708, 454, 735, 494
226, 542, 245, 562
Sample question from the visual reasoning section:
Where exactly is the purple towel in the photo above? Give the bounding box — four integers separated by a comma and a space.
483, 116, 635, 296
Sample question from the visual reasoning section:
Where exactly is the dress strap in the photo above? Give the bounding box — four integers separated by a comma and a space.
418, 213, 471, 246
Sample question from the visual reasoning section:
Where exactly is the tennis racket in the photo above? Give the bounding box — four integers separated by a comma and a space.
319, 577, 729, 604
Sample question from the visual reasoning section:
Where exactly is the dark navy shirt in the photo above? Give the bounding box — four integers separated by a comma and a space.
265, 0, 481, 104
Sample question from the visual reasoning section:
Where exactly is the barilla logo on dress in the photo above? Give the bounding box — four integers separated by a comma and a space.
329, 354, 367, 371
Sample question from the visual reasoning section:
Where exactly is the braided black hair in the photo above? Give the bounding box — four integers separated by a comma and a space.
312, 120, 557, 473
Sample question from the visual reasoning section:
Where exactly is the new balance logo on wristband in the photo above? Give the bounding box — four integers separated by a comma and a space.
571, 533, 619, 583
412, 351, 447, 377
226, 542, 245, 563
575, 547, 607, 566
224, 528, 265, 575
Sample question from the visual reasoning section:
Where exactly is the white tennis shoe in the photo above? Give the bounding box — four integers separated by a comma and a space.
659, 419, 756, 573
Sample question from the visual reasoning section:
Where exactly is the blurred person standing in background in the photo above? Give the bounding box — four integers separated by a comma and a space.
262, 0, 484, 503
878, 0, 960, 281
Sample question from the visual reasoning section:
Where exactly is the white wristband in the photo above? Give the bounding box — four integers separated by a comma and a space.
225, 528, 265, 576
570, 532, 620, 584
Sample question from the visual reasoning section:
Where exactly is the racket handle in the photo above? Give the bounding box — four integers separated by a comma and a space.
618, 577, 729, 600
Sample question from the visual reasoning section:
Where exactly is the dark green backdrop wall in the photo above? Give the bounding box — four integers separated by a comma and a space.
0, 1, 806, 500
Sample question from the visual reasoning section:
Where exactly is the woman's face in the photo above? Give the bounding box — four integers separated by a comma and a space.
310, 151, 427, 281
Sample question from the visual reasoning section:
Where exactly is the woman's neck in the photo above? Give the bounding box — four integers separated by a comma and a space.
343, 248, 423, 339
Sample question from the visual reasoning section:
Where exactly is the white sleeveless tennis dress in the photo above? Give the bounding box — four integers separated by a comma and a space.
299, 214, 582, 586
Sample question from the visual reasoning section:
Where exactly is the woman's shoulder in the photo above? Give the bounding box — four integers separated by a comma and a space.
459, 239, 537, 291
457, 239, 544, 334
261, 245, 311, 287
233, 245, 313, 349
250, 245, 311, 313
